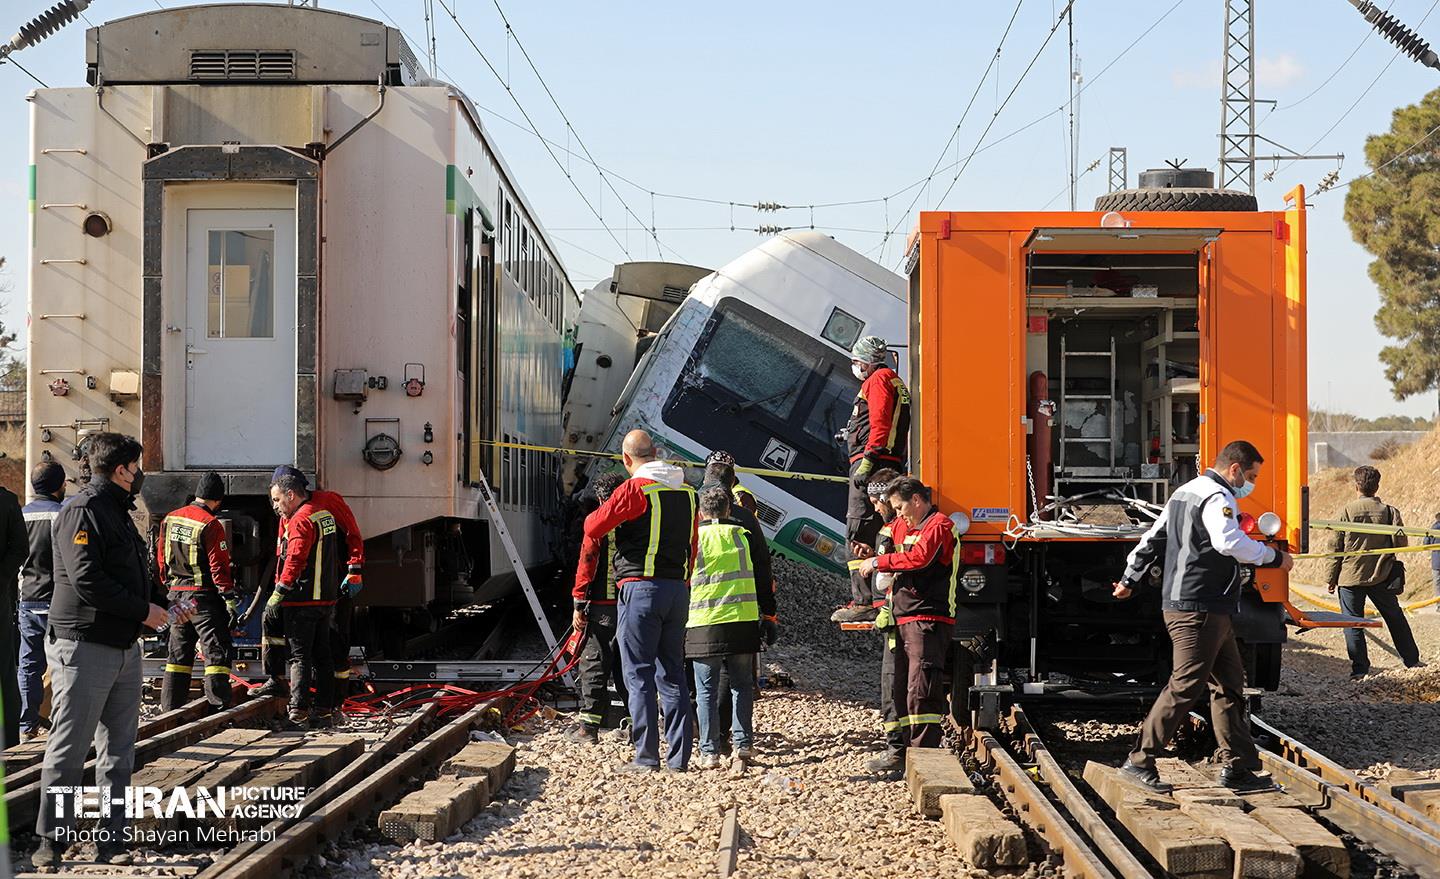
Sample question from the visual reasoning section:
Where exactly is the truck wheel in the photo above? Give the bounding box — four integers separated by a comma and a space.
1093, 187, 1258, 213
1237, 639, 1283, 691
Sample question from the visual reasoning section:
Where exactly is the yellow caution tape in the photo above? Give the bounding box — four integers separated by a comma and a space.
1291, 543, 1438, 561
477, 439, 848, 483
1287, 581, 1440, 615
1310, 519, 1440, 541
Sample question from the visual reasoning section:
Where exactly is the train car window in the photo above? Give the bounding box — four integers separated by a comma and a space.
520, 228, 530, 295
661, 298, 857, 514
503, 199, 514, 278
501, 432, 512, 505
206, 230, 275, 339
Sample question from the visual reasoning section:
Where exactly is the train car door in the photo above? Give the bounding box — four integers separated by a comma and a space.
184, 208, 297, 466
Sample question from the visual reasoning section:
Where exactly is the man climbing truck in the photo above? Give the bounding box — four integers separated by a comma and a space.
903, 171, 1369, 727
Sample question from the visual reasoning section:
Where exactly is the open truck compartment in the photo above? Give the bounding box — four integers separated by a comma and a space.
908, 196, 1310, 708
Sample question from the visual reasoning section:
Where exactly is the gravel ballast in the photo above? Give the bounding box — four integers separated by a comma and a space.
335, 559, 989, 879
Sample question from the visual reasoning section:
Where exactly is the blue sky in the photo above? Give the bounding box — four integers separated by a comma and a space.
1, 0, 1437, 417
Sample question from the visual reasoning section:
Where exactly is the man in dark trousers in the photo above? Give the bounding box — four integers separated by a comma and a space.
1112, 440, 1292, 794
859, 477, 958, 751
35, 433, 186, 869
1323, 465, 1423, 677
267, 473, 343, 728
158, 471, 238, 710
857, 467, 903, 772
251, 466, 363, 709
0, 472, 27, 748
18, 462, 65, 742
834, 336, 910, 623
585, 429, 697, 772
571, 470, 629, 743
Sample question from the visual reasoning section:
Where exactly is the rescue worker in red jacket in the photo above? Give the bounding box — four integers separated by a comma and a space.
859, 477, 958, 751
157, 471, 237, 711
571, 471, 629, 743
251, 466, 363, 703
584, 429, 698, 772
834, 336, 911, 623
266, 473, 342, 727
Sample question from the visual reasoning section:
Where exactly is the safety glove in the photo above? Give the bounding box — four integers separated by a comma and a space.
760, 616, 780, 647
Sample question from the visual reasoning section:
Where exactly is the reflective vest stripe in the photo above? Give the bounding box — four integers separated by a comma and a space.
643, 483, 665, 577
688, 523, 759, 627
897, 713, 943, 727
605, 537, 618, 600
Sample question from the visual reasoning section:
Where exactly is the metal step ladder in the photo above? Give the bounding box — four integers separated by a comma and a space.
1057, 336, 1118, 477
476, 470, 574, 689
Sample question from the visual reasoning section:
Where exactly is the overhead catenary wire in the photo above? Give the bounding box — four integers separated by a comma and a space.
2, 56, 47, 87
1312, 120, 1440, 198
1268, 0, 1396, 115
1275, 0, 1440, 180
872, 0, 1029, 263
432, 0, 635, 264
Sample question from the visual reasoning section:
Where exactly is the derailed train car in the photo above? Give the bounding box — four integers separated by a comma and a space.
25, 4, 577, 647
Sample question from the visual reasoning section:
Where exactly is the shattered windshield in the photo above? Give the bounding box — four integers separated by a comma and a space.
663, 298, 857, 518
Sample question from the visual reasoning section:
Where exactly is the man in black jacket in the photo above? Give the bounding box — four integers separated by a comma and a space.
18, 462, 66, 742
0, 476, 28, 748
34, 433, 182, 870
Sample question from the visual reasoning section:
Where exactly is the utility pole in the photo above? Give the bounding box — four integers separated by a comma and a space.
1219, 0, 1342, 193
1108, 147, 1128, 193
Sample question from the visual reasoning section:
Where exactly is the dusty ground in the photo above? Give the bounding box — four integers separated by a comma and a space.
1263, 601, 1440, 780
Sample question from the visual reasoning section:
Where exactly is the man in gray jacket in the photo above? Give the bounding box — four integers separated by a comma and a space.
1111, 440, 1292, 794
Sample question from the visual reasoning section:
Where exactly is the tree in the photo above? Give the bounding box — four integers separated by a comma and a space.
1344, 88, 1440, 402
0, 256, 20, 391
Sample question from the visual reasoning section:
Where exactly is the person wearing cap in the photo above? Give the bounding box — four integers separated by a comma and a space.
857, 467, 904, 772
833, 336, 911, 624
157, 472, 238, 710
17, 462, 66, 742
250, 465, 364, 709
705, 450, 759, 516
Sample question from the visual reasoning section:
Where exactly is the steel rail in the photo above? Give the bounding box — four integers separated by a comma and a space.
971, 728, 1118, 879
1253, 714, 1440, 840
1009, 707, 1153, 879
1258, 751, 1440, 879
199, 703, 441, 877
6, 695, 284, 832
213, 700, 504, 877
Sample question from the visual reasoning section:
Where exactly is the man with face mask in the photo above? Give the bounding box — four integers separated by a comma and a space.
833, 336, 911, 624
36, 433, 188, 869
1111, 440, 1294, 794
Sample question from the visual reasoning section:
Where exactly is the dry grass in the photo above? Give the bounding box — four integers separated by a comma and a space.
1296, 425, 1440, 600
0, 423, 24, 498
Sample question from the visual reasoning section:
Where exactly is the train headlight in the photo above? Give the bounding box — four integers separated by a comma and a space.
961, 569, 987, 594
1258, 512, 1283, 537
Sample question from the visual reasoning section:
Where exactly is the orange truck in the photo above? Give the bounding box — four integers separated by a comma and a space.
905, 170, 1349, 725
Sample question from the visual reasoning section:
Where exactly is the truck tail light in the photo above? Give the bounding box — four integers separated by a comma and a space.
961, 543, 1005, 565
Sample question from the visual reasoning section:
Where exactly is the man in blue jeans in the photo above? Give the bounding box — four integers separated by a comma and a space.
1426, 510, 1440, 611
18, 463, 67, 741
584, 430, 697, 772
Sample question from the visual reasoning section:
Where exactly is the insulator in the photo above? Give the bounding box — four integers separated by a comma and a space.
3, 0, 89, 57
1354, 0, 1440, 70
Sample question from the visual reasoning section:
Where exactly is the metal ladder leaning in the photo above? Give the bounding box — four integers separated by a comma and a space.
476, 470, 574, 689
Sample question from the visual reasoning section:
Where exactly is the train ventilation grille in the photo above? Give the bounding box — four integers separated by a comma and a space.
752, 498, 784, 529
660, 285, 689, 304
189, 50, 297, 81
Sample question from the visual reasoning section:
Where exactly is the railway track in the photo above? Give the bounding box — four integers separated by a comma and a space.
965, 704, 1440, 879
4, 692, 514, 879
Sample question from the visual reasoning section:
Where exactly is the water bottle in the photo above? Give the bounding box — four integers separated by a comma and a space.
168, 596, 197, 625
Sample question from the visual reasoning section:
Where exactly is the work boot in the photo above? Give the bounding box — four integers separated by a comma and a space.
1118, 761, 1174, 794
95, 840, 134, 866
614, 761, 659, 774
569, 725, 599, 745
1219, 766, 1276, 792
283, 709, 310, 730
695, 753, 722, 770
31, 837, 62, 872
728, 755, 748, 777
865, 750, 905, 773
309, 711, 334, 730
249, 678, 289, 698
830, 604, 873, 623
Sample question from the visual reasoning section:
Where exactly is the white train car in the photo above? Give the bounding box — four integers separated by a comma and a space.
25, 4, 575, 636
596, 231, 907, 574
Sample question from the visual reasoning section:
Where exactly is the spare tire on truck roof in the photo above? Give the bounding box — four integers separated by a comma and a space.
1093, 166, 1258, 212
